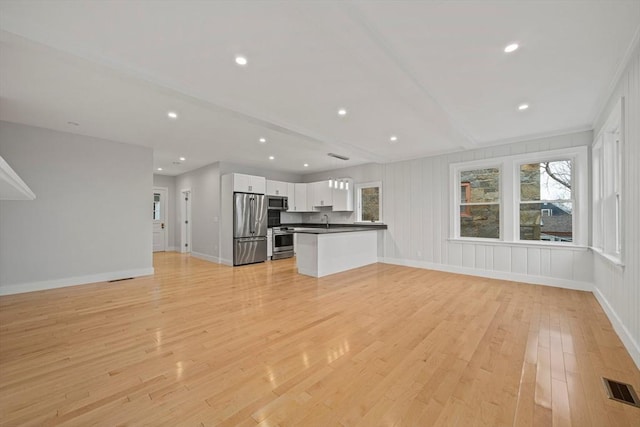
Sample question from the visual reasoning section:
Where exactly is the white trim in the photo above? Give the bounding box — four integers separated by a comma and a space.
593, 287, 640, 369
450, 146, 588, 246
166, 246, 179, 252
153, 186, 169, 252
0, 155, 36, 200
379, 257, 593, 292
191, 251, 224, 265
355, 181, 383, 223
447, 238, 589, 251
180, 188, 192, 254
0, 267, 154, 296
590, 247, 625, 268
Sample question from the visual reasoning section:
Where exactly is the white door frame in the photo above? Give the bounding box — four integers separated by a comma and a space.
153, 187, 169, 252
181, 188, 192, 253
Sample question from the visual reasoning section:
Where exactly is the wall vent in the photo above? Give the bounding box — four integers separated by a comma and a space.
327, 153, 349, 161
602, 377, 640, 408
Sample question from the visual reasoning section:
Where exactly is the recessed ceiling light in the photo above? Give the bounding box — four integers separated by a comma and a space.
269, 156, 275, 160
504, 43, 519, 53
518, 103, 529, 111
157, 167, 163, 171
179, 157, 186, 161
167, 111, 178, 119
337, 108, 347, 116
304, 163, 309, 167
390, 135, 398, 142
235, 56, 248, 66
259, 137, 266, 143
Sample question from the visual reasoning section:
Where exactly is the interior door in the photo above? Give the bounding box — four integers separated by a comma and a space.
153, 188, 168, 252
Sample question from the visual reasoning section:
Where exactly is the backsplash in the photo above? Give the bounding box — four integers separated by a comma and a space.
301, 211, 355, 224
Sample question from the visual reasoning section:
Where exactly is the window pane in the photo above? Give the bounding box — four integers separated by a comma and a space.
520, 203, 572, 242
521, 160, 571, 201
460, 204, 499, 239
361, 187, 379, 222
460, 168, 499, 203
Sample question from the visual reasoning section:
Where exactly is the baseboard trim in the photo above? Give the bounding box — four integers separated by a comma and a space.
0, 267, 155, 296
593, 287, 640, 369
191, 252, 222, 264
379, 257, 593, 292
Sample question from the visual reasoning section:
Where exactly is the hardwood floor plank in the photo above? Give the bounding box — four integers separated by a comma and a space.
0, 253, 638, 426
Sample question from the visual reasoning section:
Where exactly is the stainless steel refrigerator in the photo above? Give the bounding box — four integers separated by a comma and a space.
233, 193, 267, 265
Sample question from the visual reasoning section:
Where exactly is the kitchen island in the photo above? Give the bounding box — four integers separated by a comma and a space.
291, 225, 386, 278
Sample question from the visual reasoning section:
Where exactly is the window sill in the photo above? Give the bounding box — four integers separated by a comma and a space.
447, 238, 589, 251
590, 247, 625, 268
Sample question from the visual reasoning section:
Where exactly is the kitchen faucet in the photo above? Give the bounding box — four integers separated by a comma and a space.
323, 214, 329, 229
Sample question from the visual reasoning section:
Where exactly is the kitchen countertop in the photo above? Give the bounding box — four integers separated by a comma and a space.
281, 223, 387, 234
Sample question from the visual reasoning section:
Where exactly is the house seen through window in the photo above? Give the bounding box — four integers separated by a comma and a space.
356, 182, 382, 222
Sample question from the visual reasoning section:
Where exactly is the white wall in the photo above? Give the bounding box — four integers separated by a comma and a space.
153, 174, 177, 250
592, 45, 639, 368
0, 121, 153, 295
174, 162, 221, 262
380, 131, 594, 291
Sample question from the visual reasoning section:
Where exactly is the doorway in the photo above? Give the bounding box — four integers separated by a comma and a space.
181, 189, 192, 253
152, 187, 168, 252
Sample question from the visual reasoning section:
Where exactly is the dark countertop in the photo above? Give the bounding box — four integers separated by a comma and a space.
280, 223, 387, 234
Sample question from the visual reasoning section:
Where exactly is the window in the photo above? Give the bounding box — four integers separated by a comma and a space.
450, 146, 587, 246
458, 167, 500, 239
519, 160, 573, 242
153, 193, 161, 220
593, 99, 623, 263
356, 182, 382, 223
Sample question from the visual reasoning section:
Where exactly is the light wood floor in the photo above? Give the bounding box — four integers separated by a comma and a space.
1, 253, 638, 426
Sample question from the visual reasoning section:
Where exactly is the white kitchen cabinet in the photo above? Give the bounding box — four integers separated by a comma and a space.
293, 183, 308, 211
331, 179, 353, 211
287, 183, 296, 209
232, 173, 266, 194
266, 180, 288, 196
311, 180, 332, 207
267, 228, 273, 258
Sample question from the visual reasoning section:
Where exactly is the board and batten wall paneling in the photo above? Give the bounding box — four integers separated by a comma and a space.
0, 122, 153, 295
381, 130, 594, 292
593, 45, 639, 368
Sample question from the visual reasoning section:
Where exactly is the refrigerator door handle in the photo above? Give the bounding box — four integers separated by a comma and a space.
249, 197, 255, 235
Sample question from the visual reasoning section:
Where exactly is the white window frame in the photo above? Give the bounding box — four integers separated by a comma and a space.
450, 160, 503, 241
355, 181, 383, 223
592, 98, 624, 265
450, 146, 588, 247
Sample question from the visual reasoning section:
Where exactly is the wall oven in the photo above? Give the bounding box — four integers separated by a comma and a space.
272, 228, 294, 260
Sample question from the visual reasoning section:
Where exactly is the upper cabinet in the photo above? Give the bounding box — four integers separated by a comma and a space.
311, 180, 333, 207
332, 179, 353, 211
266, 180, 288, 196
289, 184, 313, 212
232, 173, 266, 194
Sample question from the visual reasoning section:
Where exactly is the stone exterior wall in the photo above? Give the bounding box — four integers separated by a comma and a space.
460, 168, 500, 238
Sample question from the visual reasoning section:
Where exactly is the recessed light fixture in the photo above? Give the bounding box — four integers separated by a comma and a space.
337, 108, 347, 116
235, 56, 248, 66
179, 157, 186, 161
259, 137, 266, 143
304, 163, 309, 167
157, 167, 163, 171
518, 103, 529, 111
167, 111, 178, 119
504, 43, 519, 53
268, 156, 275, 160
390, 135, 398, 142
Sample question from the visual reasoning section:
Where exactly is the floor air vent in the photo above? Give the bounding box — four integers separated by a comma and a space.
602, 377, 640, 408
108, 277, 133, 283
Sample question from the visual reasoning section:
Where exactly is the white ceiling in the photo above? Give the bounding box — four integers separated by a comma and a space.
1, 1, 638, 176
